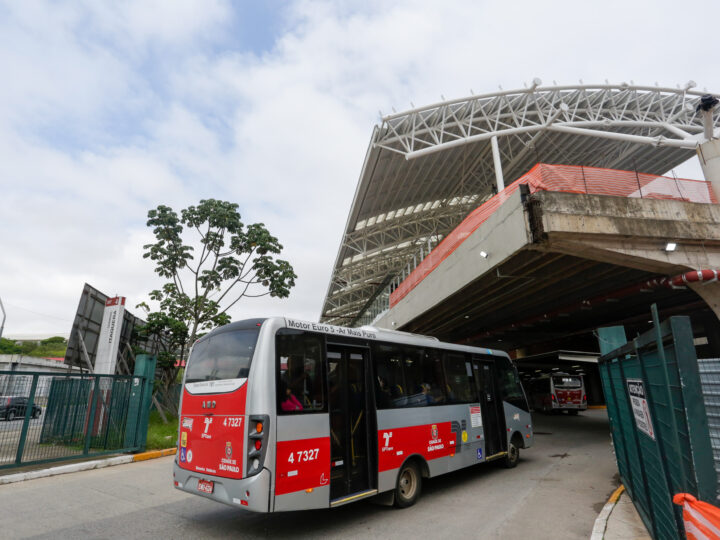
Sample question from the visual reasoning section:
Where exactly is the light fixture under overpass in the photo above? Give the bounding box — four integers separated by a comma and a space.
665, 242, 678, 252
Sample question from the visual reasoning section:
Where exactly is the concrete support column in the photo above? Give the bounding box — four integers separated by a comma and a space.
698, 138, 720, 202
688, 281, 720, 322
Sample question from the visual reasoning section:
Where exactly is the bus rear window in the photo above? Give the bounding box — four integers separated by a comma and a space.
185, 329, 260, 384
553, 376, 582, 388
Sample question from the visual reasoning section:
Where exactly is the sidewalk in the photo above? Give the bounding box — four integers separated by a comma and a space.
0, 448, 176, 485
594, 486, 652, 539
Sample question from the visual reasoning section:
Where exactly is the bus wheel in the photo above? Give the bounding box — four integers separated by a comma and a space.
503, 440, 520, 469
394, 461, 421, 508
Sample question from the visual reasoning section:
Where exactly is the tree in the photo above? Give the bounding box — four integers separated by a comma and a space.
143, 199, 296, 344
139, 199, 296, 421
0, 338, 20, 354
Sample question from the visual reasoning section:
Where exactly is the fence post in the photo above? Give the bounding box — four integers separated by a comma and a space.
84, 377, 101, 455
125, 354, 156, 451
15, 374, 39, 465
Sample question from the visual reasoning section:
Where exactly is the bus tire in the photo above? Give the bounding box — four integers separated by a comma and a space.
394, 461, 421, 508
503, 438, 520, 469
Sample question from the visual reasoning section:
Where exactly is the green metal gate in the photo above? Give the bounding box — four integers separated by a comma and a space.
0, 355, 156, 470
597, 306, 716, 540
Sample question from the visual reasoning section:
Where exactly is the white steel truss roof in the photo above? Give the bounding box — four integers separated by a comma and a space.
320, 82, 719, 325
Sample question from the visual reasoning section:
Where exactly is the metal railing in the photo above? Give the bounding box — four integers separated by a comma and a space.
0, 371, 148, 469
698, 358, 720, 497
597, 307, 716, 540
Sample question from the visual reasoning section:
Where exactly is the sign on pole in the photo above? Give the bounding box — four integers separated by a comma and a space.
94, 296, 126, 374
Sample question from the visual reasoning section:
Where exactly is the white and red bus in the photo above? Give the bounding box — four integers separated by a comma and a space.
527, 373, 587, 414
173, 318, 533, 511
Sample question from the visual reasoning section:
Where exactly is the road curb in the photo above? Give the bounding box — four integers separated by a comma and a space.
588, 405, 608, 409
591, 484, 625, 539
132, 447, 177, 461
0, 448, 177, 486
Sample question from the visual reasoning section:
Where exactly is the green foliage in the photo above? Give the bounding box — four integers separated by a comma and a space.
145, 411, 178, 450
41, 336, 66, 345
0, 338, 21, 354
142, 199, 296, 343
139, 199, 296, 420
0, 337, 66, 357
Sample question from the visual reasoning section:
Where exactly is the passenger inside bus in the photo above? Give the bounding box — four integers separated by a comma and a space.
280, 380, 303, 412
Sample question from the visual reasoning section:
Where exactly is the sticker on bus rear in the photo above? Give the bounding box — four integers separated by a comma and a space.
477, 448, 483, 460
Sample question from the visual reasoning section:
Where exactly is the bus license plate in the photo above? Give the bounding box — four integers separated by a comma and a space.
198, 479, 214, 494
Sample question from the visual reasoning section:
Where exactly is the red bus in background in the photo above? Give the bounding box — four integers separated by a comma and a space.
527, 373, 587, 414
173, 317, 533, 511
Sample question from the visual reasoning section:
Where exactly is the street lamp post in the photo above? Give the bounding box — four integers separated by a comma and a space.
0, 296, 5, 341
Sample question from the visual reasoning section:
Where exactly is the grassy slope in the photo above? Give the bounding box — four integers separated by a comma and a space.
145, 411, 178, 450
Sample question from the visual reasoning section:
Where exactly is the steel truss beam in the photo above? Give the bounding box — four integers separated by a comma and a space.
321, 83, 718, 324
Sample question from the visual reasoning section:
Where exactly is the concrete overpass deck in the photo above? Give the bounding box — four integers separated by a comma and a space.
375, 187, 720, 355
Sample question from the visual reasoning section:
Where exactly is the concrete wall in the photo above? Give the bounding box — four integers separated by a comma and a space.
0, 355, 77, 373
376, 189, 531, 329
377, 190, 720, 331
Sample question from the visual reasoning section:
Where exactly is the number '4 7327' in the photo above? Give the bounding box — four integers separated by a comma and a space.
288, 449, 319, 463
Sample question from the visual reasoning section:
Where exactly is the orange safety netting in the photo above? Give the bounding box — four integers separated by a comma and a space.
674, 493, 720, 540
389, 163, 718, 307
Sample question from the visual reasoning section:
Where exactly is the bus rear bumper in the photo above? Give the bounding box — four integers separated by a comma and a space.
173, 463, 271, 512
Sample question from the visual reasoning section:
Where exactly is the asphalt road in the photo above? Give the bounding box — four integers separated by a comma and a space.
0, 415, 43, 433
1, 409, 618, 539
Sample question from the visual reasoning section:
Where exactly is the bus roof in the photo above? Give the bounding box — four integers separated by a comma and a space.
280, 317, 509, 359
195, 317, 509, 359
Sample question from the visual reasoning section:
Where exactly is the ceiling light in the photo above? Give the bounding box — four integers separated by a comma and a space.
479, 251, 488, 258
664, 242, 677, 252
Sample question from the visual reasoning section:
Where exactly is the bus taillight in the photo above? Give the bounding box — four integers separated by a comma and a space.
247, 414, 269, 477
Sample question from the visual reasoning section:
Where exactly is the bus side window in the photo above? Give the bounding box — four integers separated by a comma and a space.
443, 353, 476, 403
372, 343, 407, 408
276, 330, 326, 414
397, 346, 427, 406
496, 358, 529, 412
420, 348, 446, 405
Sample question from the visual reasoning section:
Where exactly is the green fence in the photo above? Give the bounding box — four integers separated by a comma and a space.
597, 307, 716, 540
0, 355, 156, 470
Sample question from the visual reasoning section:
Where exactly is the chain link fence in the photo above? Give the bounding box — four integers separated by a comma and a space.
698, 358, 720, 499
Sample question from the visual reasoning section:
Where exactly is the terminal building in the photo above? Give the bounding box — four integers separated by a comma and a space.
320, 82, 720, 404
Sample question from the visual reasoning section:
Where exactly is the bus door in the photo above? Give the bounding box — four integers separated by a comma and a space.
327, 345, 373, 501
472, 358, 506, 458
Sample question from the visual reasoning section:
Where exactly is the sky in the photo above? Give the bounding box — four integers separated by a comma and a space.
1, 0, 718, 338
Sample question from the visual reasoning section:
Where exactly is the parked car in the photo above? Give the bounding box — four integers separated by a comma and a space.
0, 396, 42, 421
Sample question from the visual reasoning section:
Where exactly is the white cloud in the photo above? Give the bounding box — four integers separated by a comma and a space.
0, 0, 718, 336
